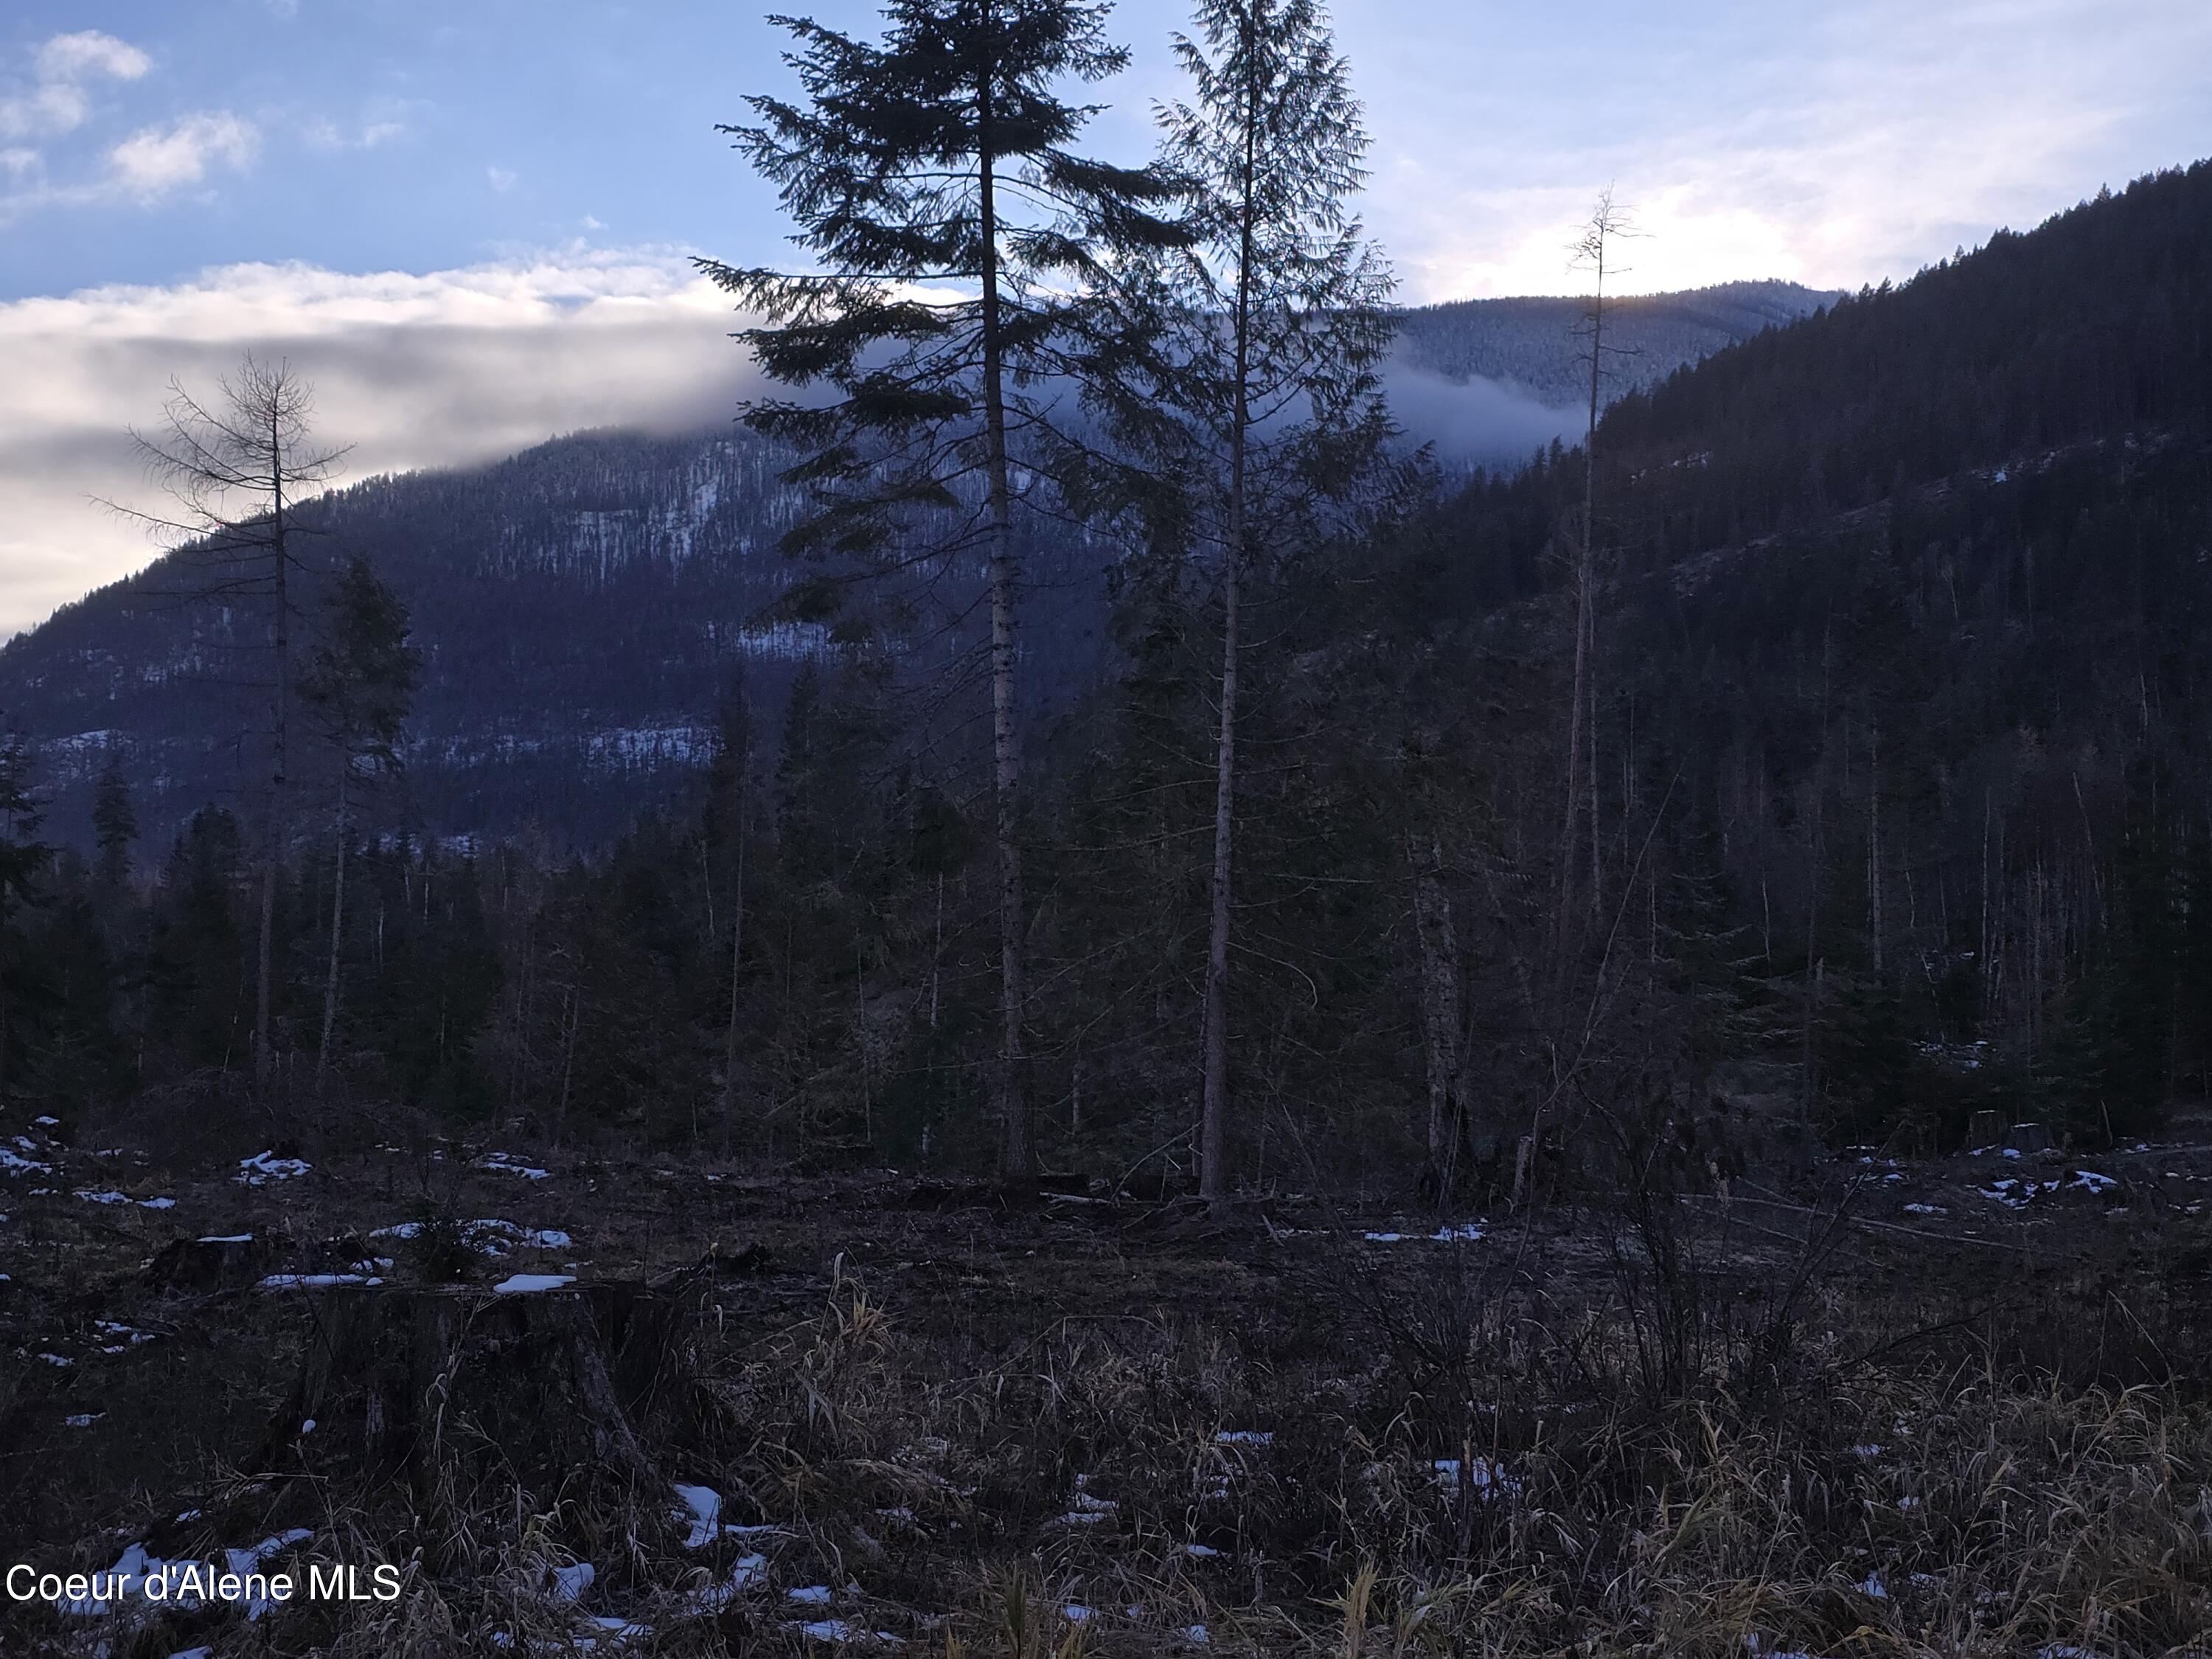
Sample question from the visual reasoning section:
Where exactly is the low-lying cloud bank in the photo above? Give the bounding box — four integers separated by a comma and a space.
0, 250, 759, 639
1381, 364, 1582, 472
0, 250, 1593, 641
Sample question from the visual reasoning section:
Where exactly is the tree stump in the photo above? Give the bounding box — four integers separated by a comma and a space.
1967, 1110, 2003, 1150
264, 1281, 692, 1521
145, 1231, 289, 1292
2006, 1121, 2052, 1155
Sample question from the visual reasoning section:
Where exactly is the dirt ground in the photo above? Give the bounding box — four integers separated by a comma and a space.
5, 1115, 2211, 1657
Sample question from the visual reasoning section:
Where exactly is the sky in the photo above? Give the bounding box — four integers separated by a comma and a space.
1, 0, 2208, 636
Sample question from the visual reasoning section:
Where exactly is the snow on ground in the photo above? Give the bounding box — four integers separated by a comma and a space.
673, 1484, 721, 1548
479, 1152, 554, 1180
1363, 1220, 1485, 1242
1433, 1455, 1521, 1502
492, 1273, 574, 1294
370, 1217, 574, 1254
236, 1152, 311, 1186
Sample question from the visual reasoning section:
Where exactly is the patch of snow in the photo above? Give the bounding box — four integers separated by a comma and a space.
259, 1273, 374, 1289
138, 1197, 175, 1210
1181, 1543, 1220, 1558
74, 1189, 133, 1205
236, 1151, 311, 1186
1215, 1430, 1273, 1446
551, 1562, 596, 1603
787, 1585, 835, 1605
673, 1484, 722, 1548
479, 1152, 553, 1179
1062, 1604, 1094, 1622
1851, 1444, 1884, 1458
1902, 1203, 1947, 1215
1182, 1626, 1211, 1646
1, 1144, 54, 1175
492, 1273, 574, 1295
36, 1351, 72, 1366
689, 1554, 768, 1613
1433, 1455, 1521, 1502
198, 1234, 253, 1245
63, 1412, 104, 1427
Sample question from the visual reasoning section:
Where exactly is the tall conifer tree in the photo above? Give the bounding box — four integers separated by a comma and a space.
1093, 0, 1394, 1207
702, 0, 1178, 1180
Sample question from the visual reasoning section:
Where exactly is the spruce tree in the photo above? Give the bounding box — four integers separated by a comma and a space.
299, 554, 420, 1074
0, 740, 52, 1098
1093, 0, 1394, 1207
701, 0, 1178, 1180
91, 748, 139, 892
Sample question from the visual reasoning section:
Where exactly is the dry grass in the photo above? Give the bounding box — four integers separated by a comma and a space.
7, 1153, 2212, 1657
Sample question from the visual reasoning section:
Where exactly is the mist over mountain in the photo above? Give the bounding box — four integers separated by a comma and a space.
0, 279, 1829, 851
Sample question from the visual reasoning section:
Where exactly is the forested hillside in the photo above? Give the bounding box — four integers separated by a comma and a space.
0, 285, 1811, 858
5, 158, 2209, 1184
1394, 278, 1837, 406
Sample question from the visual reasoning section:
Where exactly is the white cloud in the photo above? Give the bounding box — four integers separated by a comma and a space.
303, 115, 408, 152
0, 250, 760, 638
35, 31, 151, 86
1332, 0, 2212, 299
1, 29, 150, 142
487, 164, 518, 192
0, 147, 38, 178
107, 111, 260, 199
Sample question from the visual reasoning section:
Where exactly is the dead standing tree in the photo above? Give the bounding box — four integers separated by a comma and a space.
1559, 190, 1634, 936
116, 357, 349, 1093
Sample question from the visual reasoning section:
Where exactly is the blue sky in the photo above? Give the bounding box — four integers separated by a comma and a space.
1, 0, 2209, 633
9, 0, 2211, 301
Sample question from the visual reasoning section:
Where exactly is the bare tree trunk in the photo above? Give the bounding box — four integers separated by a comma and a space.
1868, 721, 1884, 977
977, 84, 1032, 1185
723, 786, 746, 1153
1200, 549, 1239, 1210
929, 871, 944, 1032
318, 763, 347, 1075
1412, 840, 1463, 1180
1199, 38, 1262, 1214
256, 430, 290, 1092
556, 985, 580, 1149
1560, 200, 1618, 935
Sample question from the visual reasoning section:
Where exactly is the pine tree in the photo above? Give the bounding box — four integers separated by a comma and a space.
1096, 0, 1395, 1207
700, 0, 1180, 1182
0, 741, 52, 1097
299, 554, 420, 1074
91, 748, 139, 892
